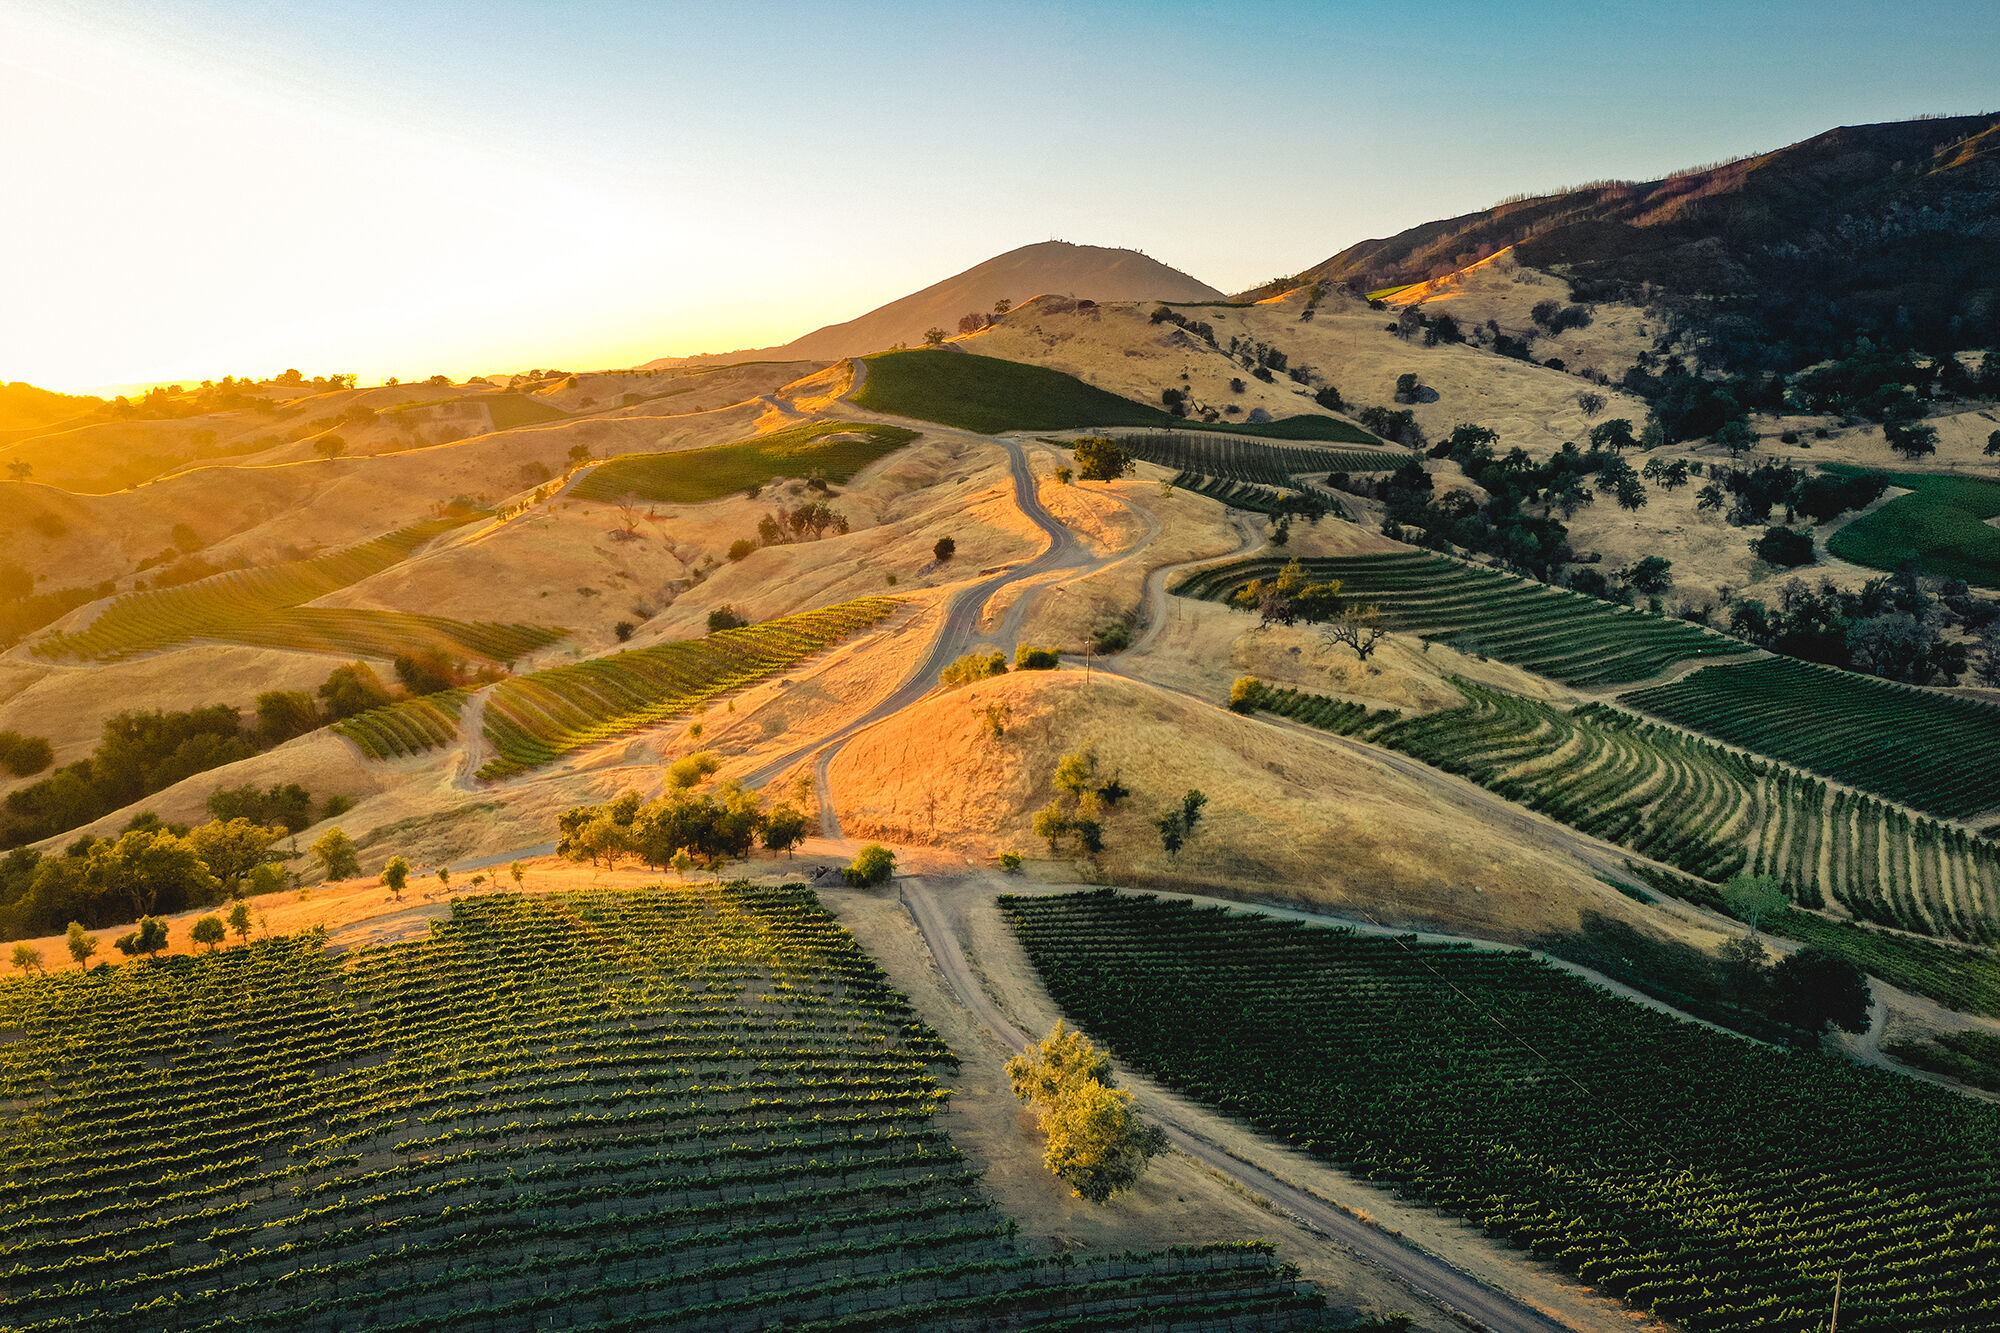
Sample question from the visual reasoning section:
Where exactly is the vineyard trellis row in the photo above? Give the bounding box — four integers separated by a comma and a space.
1175, 551, 1751, 687
475, 598, 901, 779
1622, 656, 2000, 821
332, 690, 469, 760
1005, 889, 2000, 1333
1108, 431, 1403, 485
0, 887, 1337, 1332
1241, 679, 2000, 949
27, 517, 566, 664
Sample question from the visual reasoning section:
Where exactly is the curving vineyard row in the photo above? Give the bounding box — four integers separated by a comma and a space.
332, 690, 469, 760
210, 608, 562, 664
0, 887, 1336, 1332
28, 518, 561, 663
1170, 472, 1298, 515
1111, 431, 1401, 484
1177, 551, 1750, 687
1005, 888, 2000, 1333
1623, 656, 2000, 821
1245, 679, 2000, 946
476, 598, 900, 779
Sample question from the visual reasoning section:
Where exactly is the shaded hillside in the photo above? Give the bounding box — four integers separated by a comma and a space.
1262, 114, 2000, 374
646, 240, 1222, 367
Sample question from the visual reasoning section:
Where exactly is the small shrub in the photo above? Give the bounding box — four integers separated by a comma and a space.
942, 651, 1007, 689
842, 843, 896, 887
707, 606, 747, 633
614, 621, 635, 642
1014, 645, 1060, 670
667, 751, 721, 789
998, 850, 1023, 873
727, 539, 756, 562
1228, 677, 1264, 713
0, 730, 53, 777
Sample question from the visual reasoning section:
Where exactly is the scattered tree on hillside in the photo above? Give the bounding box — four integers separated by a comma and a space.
114, 916, 169, 958
187, 818, 281, 891
923, 327, 946, 347
1622, 555, 1675, 597
1886, 421, 1939, 460
1714, 420, 1757, 458
228, 900, 251, 941
1394, 373, 1425, 404
993, 298, 1012, 315
5, 460, 30, 480
65, 921, 97, 968
1072, 437, 1134, 482
1721, 872, 1788, 934
1772, 946, 1872, 1038
933, 536, 955, 562
1154, 789, 1206, 861
1006, 1021, 1166, 1203
1577, 391, 1606, 418
707, 606, 747, 633
0, 730, 52, 778
1320, 605, 1387, 661
312, 436, 346, 462
189, 915, 225, 950
381, 855, 410, 898
1986, 430, 2000, 457
1752, 526, 1816, 567
11, 941, 42, 974
941, 650, 1007, 689
319, 662, 393, 721
311, 827, 360, 881
763, 804, 808, 857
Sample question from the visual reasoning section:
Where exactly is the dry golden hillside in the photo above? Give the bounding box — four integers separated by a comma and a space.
827, 669, 1647, 943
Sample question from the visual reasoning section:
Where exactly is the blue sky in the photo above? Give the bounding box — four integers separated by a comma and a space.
4, 0, 1996, 389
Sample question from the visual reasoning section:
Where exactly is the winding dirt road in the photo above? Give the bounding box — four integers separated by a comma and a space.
900, 877, 1569, 1333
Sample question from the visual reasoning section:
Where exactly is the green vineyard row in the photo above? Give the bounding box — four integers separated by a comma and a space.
476, 598, 900, 779
1177, 551, 1751, 687
1006, 889, 2000, 1333
0, 888, 1336, 1331
1242, 679, 2000, 949
1623, 655, 2000, 820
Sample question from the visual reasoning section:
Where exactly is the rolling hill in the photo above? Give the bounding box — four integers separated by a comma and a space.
645, 239, 1223, 367
1253, 113, 2000, 375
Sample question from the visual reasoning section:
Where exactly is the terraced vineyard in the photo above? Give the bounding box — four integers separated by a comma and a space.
1170, 473, 1298, 515
1109, 431, 1399, 484
27, 518, 562, 663
213, 608, 561, 662
477, 598, 899, 779
570, 420, 921, 505
1623, 656, 2000, 821
1245, 679, 2000, 944
1179, 552, 1751, 687
0, 887, 1336, 1332
1006, 889, 2000, 1333
331, 689, 468, 759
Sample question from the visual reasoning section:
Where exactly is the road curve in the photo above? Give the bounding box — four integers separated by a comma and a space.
738, 437, 1089, 801
899, 878, 1568, 1333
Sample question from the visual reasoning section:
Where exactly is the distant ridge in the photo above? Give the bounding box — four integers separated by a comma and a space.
1244, 113, 2000, 374
644, 240, 1222, 369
